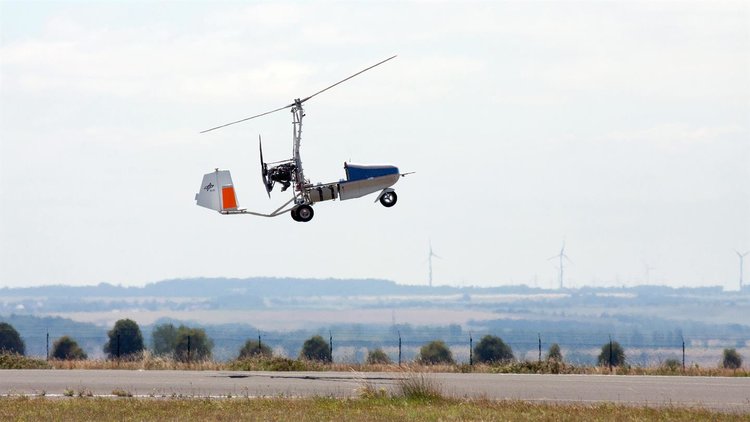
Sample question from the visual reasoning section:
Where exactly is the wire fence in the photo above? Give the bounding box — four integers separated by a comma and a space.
13, 326, 750, 368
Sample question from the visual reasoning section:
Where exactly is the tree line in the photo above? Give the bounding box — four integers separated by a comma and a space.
0, 320, 745, 369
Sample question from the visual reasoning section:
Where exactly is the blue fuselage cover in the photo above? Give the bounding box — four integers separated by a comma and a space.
345, 164, 399, 181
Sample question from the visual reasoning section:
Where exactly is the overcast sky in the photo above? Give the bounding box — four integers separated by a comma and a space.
1, 1, 748, 290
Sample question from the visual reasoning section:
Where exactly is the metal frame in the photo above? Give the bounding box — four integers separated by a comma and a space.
221, 101, 310, 218
200, 56, 399, 220
221, 197, 296, 217
291, 100, 311, 206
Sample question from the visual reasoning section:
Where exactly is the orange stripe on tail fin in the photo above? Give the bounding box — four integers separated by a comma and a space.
221, 186, 238, 210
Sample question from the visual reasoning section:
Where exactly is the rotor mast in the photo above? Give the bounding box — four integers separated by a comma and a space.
291, 99, 309, 203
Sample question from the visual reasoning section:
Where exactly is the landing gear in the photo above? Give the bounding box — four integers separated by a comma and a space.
291, 204, 314, 222
379, 191, 397, 207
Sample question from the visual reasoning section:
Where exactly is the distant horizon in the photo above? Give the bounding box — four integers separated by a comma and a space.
2, 273, 748, 365
0, 275, 740, 292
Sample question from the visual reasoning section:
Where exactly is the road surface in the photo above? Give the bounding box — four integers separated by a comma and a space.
1, 370, 748, 412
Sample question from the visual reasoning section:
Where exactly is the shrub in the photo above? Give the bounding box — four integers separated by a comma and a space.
0, 322, 25, 355
547, 343, 563, 362
473, 335, 513, 363
51, 336, 87, 360
722, 348, 742, 369
597, 340, 626, 367
366, 348, 392, 364
174, 326, 213, 362
151, 323, 178, 356
103, 319, 145, 359
663, 358, 681, 372
418, 340, 454, 365
238, 339, 272, 359
300, 335, 331, 362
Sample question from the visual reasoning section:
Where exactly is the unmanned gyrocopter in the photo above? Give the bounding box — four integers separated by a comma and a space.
195, 55, 410, 222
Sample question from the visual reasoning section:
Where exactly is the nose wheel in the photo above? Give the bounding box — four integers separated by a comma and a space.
291, 204, 314, 222
379, 191, 397, 207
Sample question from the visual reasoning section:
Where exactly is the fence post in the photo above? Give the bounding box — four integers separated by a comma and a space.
398, 330, 402, 366
538, 333, 541, 363
682, 338, 686, 372
258, 331, 262, 355
329, 331, 333, 363
469, 332, 473, 366
187, 335, 191, 363
46, 330, 49, 361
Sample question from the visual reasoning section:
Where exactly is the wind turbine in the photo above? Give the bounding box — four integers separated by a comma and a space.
427, 241, 442, 288
736, 250, 749, 290
549, 242, 572, 289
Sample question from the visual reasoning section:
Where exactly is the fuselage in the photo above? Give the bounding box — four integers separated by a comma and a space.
306, 163, 399, 203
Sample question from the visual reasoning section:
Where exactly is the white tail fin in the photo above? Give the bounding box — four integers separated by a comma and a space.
195, 169, 239, 212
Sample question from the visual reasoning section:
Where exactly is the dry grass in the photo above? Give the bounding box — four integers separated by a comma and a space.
0, 354, 50, 369
356, 370, 444, 401
47, 351, 224, 371
355, 373, 389, 399
110, 389, 133, 398
3, 352, 747, 376
229, 356, 314, 371
395, 371, 444, 401
0, 396, 746, 421
49, 358, 224, 371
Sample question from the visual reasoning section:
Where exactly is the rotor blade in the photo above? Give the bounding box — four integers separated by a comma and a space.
259, 135, 270, 198
201, 102, 295, 134
432, 253, 444, 260
200, 55, 396, 133
299, 55, 397, 104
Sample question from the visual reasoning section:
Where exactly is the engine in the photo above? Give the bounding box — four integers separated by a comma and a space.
266, 163, 296, 192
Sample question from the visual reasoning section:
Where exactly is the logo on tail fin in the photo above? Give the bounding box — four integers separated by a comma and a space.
203, 183, 214, 191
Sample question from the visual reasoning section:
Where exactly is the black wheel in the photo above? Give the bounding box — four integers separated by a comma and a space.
290, 208, 300, 221
295, 205, 314, 222
379, 191, 397, 207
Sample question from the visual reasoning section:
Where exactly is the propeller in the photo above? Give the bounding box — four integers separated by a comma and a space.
200, 55, 397, 134
259, 135, 271, 198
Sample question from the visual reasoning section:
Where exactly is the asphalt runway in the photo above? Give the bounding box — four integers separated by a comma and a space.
1, 370, 748, 412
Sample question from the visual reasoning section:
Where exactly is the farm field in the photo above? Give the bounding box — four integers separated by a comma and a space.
40, 308, 500, 330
